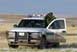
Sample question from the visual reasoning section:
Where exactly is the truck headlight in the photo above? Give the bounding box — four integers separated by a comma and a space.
8, 39, 15, 42
8, 32, 15, 37
31, 33, 41, 38
19, 32, 25, 36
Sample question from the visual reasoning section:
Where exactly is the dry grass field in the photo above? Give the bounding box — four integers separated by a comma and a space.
0, 15, 77, 52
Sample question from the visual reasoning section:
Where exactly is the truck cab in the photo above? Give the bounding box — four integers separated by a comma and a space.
7, 16, 66, 48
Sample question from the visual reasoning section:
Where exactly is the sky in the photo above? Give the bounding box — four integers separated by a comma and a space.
0, 0, 77, 17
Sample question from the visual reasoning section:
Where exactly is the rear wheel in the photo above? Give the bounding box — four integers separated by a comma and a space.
9, 44, 19, 48
53, 42, 59, 47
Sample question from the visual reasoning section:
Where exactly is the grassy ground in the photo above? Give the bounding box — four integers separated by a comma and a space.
0, 48, 77, 52
67, 26, 77, 34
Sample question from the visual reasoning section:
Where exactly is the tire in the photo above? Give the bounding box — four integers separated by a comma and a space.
39, 36, 47, 49
53, 42, 59, 47
9, 44, 19, 48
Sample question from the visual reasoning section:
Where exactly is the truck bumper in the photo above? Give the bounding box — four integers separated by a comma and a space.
8, 39, 40, 46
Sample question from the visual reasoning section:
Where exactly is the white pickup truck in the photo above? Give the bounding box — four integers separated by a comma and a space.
7, 16, 66, 48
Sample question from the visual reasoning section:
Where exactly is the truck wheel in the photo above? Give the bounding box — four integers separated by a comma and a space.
53, 42, 59, 47
9, 45, 19, 48
39, 36, 47, 49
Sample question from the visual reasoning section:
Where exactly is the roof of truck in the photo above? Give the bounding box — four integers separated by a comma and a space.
23, 16, 45, 20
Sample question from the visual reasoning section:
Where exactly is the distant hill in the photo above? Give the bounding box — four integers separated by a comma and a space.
0, 14, 25, 19
0, 14, 27, 23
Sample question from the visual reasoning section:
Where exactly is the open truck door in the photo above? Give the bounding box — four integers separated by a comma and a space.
47, 18, 66, 33
45, 18, 66, 47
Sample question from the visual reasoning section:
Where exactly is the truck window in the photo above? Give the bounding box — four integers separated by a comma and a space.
17, 19, 45, 28
49, 20, 65, 29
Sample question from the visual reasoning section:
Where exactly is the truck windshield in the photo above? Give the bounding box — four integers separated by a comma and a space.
18, 19, 45, 28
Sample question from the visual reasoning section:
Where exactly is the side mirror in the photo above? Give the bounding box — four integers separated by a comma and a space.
13, 24, 18, 27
